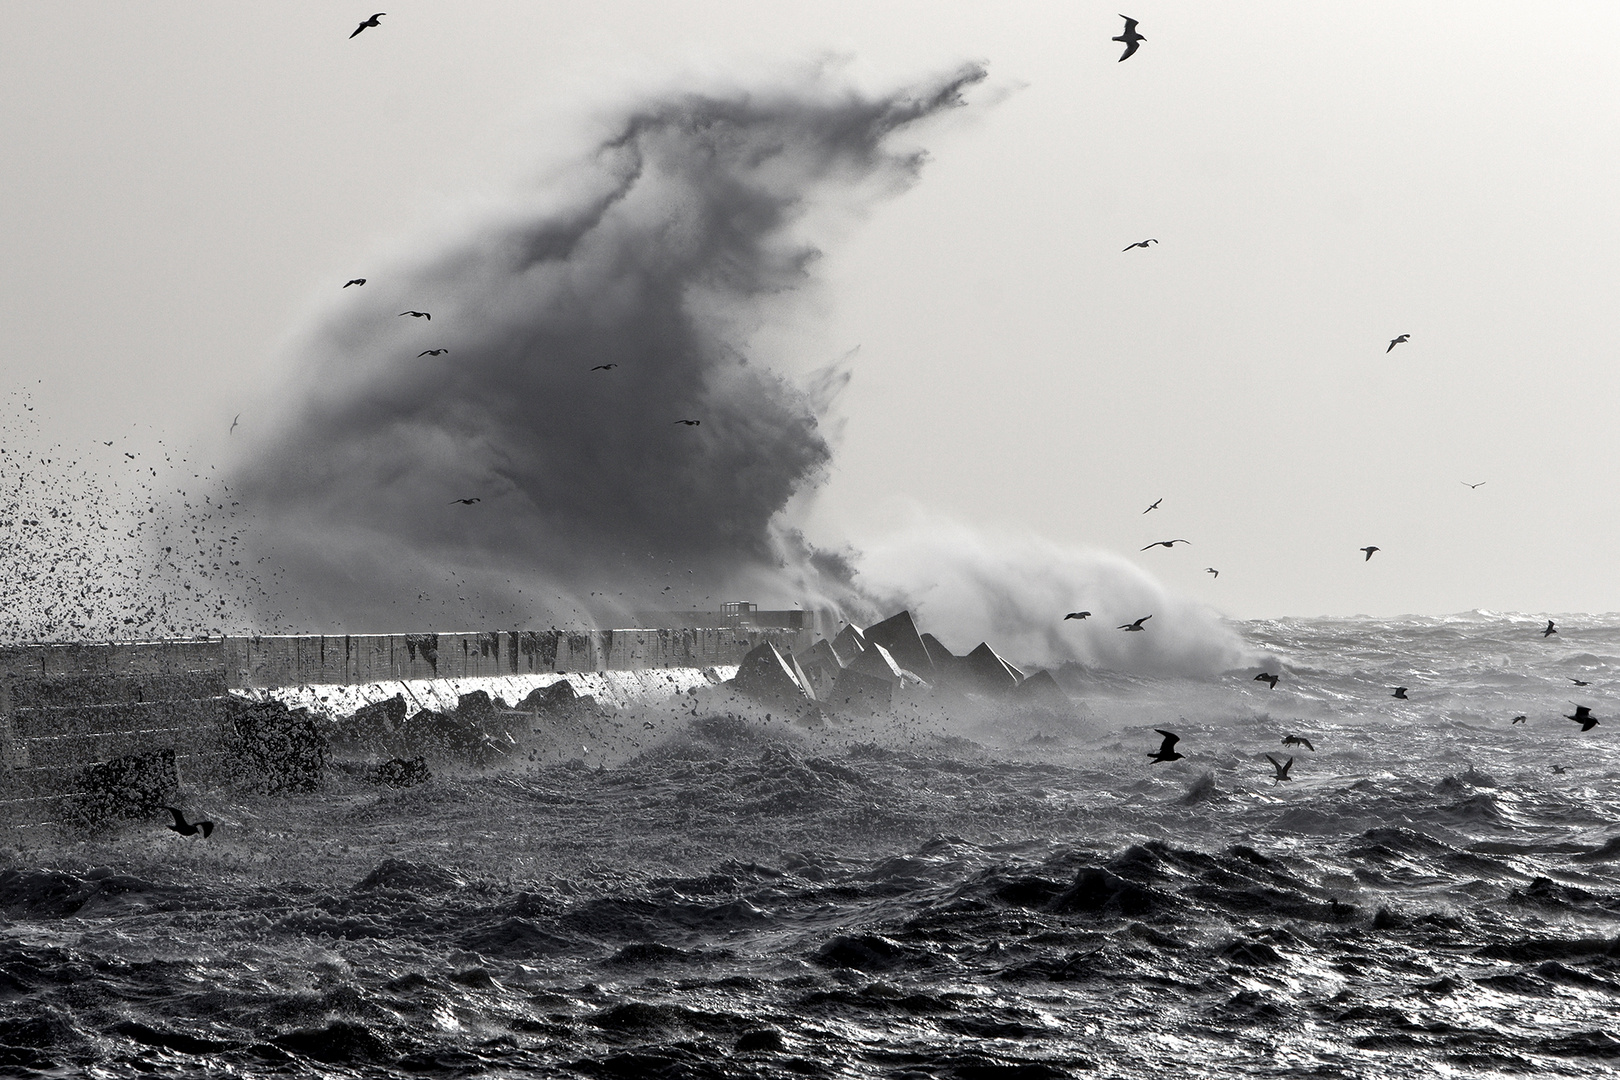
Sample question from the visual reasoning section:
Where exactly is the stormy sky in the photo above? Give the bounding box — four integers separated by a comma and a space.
4, 3, 1620, 657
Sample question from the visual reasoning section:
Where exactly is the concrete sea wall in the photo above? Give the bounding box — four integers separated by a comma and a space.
0, 627, 811, 826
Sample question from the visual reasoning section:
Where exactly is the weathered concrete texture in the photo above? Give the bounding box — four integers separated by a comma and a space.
862, 611, 935, 678
829, 667, 900, 716
1012, 668, 1071, 708
831, 624, 867, 666
224, 628, 811, 689
959, 642, 1027, 695
799, 640, 844, 700
730, 642, 815, 707
846, 641, 907, 683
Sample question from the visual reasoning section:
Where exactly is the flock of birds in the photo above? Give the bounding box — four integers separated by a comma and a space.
1143, 612, 1603, 788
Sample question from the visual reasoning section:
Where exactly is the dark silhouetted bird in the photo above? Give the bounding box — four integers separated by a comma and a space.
1360, 546, 1380, 561
1264, 754, 1293, 782
1391, 686, 1409, 699
1119, 615, 1152, 631
1566, 704, 1598, 731
1148, 728, 1182, 762
230, 414, 239, 434
351, 13, 385, 38
1387, 334, 1410, 352
399, 310, 430, 320
1123, 238, 1157, 250
449, 498, 481, 505
1141, 539, 1190, 550
162, 806, 214, 838
1254, 673, 1279, 689
1113, 15, 1145, 61
1282, 734, 1315, 751
1511, 715, 1527, 724
1143, 498, 1162, 514
1063, 611, 1092, 620
344, 278, 366, 287
1570, 678, 1591, 687
1462, 481, 1486, 489
1543, 620, 1558, 637
418, 349, 448, 356
1552, 763, 1568, 774
591, 363, 618, 371
673, 419, 701, 426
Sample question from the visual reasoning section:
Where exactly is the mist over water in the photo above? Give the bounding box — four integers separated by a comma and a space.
230, 69, 987, 633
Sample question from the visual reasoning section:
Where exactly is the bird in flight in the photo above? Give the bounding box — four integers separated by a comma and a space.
1360, 546, 1380, 561
1566, 704, 1599, 731
1113, 15, 1145, 61
1542, 620, 1558, 637
1386, 334, 1410, 353
102, 441, 113, 446
591, 363, 618, 371
418, 349, 448, 357
1254, 673, 1279, 689
161, 806, 214, 838
449, 498, 481, 505
673, 419, 701, 426
1391, 686, 1409, 699
230, 414, 239, 434
1570, 678, 1591, 687
351, 13, 385, 38
344, 278, 366, 288
1461, 481, 1486, 489
1282, 734, 1315, 751
1119, 615, 1152, 632
1510, 715, 1527, 725
1148, 728, 1182, 763
1263, 754, 1294, 783
1205, 567, 1219, 579
1143, 498, 1162, 514
1141, 539, 1190, 550
1123, 238, 1158, 251
399, 310, 431, 320
1063, 611, 1092, 620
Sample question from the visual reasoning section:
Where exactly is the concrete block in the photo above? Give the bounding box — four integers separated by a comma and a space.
863, 611, 935, 677
729, 642, 812, 706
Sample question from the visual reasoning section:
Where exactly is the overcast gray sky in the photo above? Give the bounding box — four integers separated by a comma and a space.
3, 2, 1618, 625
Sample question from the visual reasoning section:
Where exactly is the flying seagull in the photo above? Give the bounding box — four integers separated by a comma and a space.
1510, 715, 1527, 725
1360, 546, 1380, 561
1143, 498, 1162, 514
1063, 611, 1092, 620
1462, 481, 1486, 489
1542, 620, 1558, 637
1566, 704, 1599, 731
344, 278, 366, 288
1206, 567, 1219, 579
1123, 238, 1158, 251
449, 498, 481, 505
1148, 728, 1182, 763
1254, 673, 1279, 689
399, 310, 431, 320
161, 806, 214, 838
1282, 734, 1315, 751
591, 363, 618, 371
1113, 15, 1145, 61
1119, 615, 1152, 632
1386, 334, 1410, 353
673, 419, 701, 426
351, 13, 385, 38
230, 414, 239, 434
1263, 754, 1294, 783
1141, 539, 1190, 550
1570, 678, 1591, 687
418, 349, 448, 357
1391, 686, 1409, 699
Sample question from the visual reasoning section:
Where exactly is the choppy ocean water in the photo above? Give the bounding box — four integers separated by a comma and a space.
4, 612, 1620, 1078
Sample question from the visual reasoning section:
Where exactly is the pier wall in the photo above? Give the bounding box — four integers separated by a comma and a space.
0, 627, 812, 826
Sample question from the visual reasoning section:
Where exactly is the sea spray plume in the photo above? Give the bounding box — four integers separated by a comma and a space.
232, 68, 986, 630
854, 520, 1256, 675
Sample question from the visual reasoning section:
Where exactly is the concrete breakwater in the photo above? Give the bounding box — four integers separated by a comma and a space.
0, 627, 811, 827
